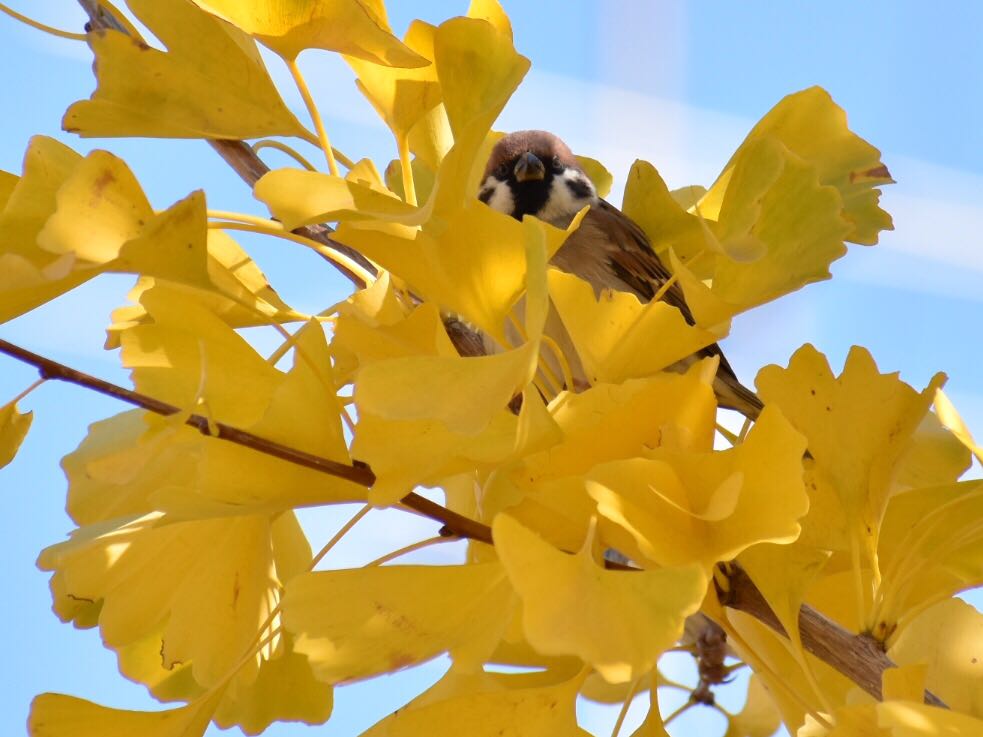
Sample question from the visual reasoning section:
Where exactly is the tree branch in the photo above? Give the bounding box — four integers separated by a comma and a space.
0, 338, 493, 543
717, 563, 946, 708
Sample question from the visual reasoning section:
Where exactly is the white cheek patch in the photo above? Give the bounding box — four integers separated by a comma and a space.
479, 175, 515, 215
537, 169, 597, 227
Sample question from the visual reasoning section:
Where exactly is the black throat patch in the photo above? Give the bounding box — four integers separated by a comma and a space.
505, 172, 556, 220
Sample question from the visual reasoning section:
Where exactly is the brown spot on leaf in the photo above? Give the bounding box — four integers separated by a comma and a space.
92, 169, 116, 197
232, 572, 241, 607
849, 164, 893, 183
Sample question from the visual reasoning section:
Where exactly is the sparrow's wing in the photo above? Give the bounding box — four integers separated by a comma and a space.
552, 200, 763, 417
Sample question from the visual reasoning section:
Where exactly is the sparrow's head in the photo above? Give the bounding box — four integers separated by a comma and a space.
479, 130, 597, 227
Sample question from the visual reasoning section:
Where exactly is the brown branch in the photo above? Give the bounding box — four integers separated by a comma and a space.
718, 563, 946, 708
0, 338, 493, 543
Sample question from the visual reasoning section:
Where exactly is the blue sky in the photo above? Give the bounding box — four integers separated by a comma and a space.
1, 2, 981, 736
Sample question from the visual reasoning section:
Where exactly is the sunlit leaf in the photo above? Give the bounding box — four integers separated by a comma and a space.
0, 400, 32, 470
191, 0, 429, 65
587, 407, 807, 570
283, 562, 513, 683
29, 689, 223, 737
494, 515, 706, 684
66, 0, 308, 139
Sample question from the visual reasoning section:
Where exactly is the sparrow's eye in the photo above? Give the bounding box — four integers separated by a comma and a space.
551, 156, 564, 172
494, 162, 510, 179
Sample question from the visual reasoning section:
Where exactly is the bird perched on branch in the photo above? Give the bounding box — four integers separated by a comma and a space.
480, 130, 762, 420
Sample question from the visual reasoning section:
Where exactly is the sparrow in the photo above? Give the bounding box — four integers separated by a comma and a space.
479, 130, 762, 420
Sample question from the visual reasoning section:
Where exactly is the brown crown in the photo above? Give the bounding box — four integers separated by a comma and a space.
482, 130, 580, 179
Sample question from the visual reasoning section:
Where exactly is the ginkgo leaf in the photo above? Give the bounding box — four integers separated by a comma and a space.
548, 269, 719, 384
723, 674, 783, 737
521, 360, 719, 487
717, 86, 894, 245
757, 344, 945, 561
38, 511, 293, 689
876, 481, 983, 631
191, 0, 429, 65
254, 170, 417, 229
0, 169, 17, 207
120, 285, 282, 426
621, 159, 706, 268
0, 400, 32, 470
339, 204, 571, 343
29, 689, 223, 737
877, 700, 983, 735
282, 562, 513, 683
105, 229, 304, 348
893, 408, 973, 490
65, 0, 308, 139
934, 388, 983, 465
707, 137, 852, 311
587, 407, 808, 570
889, 599, 983, 718
881, 664, 927, 703
38, 150, 152, 263
213, 635, 333, 735
493, 515, 706, 684
346, 20, 442, 139
360, 667, 590, 737
628, 685, 671, 737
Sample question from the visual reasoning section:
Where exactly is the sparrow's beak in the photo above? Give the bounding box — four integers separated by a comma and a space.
513, 152, 545, 182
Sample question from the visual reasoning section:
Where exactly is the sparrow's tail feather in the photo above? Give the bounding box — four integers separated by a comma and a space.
713, 372, 764, 421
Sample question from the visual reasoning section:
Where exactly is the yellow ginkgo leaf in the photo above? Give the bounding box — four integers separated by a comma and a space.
29, 688, 223, 737
548, 269, 719, 384
282, 562, 513, 683
434, 16, 529, 147
0, 169, 17, 207
722, 674, 783, 737
621, 160, 706, 268
757, 344, 945, 560
575, 155, 613, 199
876, 482, 983, 632
346, 20, 442, 139
893, 408, 973, 491
877, 700, 983, 735
889, 599, 983, 718
121, 285, 282, 426
738, 541, 831, 651
934, 388, 983, 465
0, 137, 93, 323
65, 0, 308, 139
191, 0, 428, 65
522, 361, 719, 487
254, 170, 418, 230
493, 515, 706, 684
467, 0, 513, 37
105, 229, 304, 348
881, 664, 928, 703
587, 407, 808, 570
628, 685, 672, 737
707, 137, 853, 313
717, 86, 894, 245
38, 150, 151, 263
361, 667, 590, 737
212, 635, 333, 735
339, 203, 570, 342
0, 400, 32, 470
38, 511, 293, 689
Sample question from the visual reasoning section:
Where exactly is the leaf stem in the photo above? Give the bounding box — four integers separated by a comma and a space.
365, 535, 455, 567
0, 3, 87, 40
310, 504, 372, 569
610, 678, 641, 737
210, 220, 375, 288
8, 377, 46, 405
396, 133, 417, 206
288, 58, 339, 176
253, 140, 320, 172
